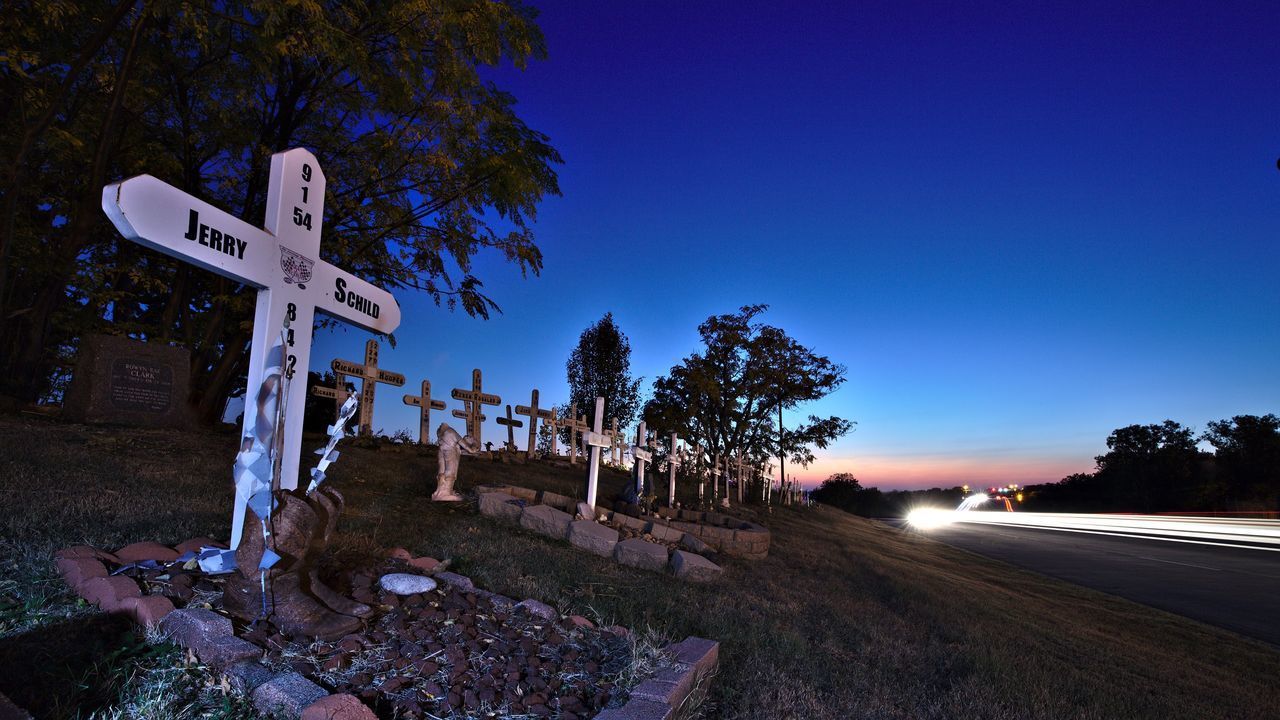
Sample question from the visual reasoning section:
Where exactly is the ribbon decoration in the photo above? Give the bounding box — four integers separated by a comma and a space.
306, 389, 360, 495
198, 325, 289, 575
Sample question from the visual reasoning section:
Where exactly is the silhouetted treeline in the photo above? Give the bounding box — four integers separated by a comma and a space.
814, 415, 1280, 517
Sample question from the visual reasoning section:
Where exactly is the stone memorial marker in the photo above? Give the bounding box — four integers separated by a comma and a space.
331, 339, 404, 436
667, 432, 682, 507
496, 404, 523, 451
310, 371, 352, 422
402, 380, 445, 444
514, 388, 554, 460
63, 334, 194, 428
580, 397, 610, 513
101, 147, 401, 550
631, 421, 652, 496
450, 369, 500, 445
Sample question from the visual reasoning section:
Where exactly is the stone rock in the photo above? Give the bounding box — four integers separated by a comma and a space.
160, 607, 234, 649
385, 547, 412, 560
251, 672, 328, 719
197, 635, 262, 669
379, 573, 438, 596
224, 660, 276, 695
519, 504, 573, 539
80, 575, 141, 610
629, 677, 686, 705
435, 572, 474, 592
56, 557, 107, 590
478, 492, 523, 521
567, 520, 618, 557
514, 598, 557, 621
115, 541, 180, 564
613, 538, 669, 571
669, 551, 722, 583
55, 545, 119, 564
645, 523, 684, 544
116, 594, 174, 628
407, 556, 440, 572
567, 615, 594, 629
576, 501, 597, 520
302, 693, 378, 720
667, 636, 720, 678
679, 533, 712, 555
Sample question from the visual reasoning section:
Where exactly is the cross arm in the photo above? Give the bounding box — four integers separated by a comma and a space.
102, 175, 274, 288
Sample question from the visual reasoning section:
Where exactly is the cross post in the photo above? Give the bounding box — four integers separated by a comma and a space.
667, 432, 681, 507
496, 404, 523, 451
331, 338, 405, 436
402, 380, 445, 444
450, 368, 500, 445
514, 389, 554, 460
631, 421, 652, 496
311, 371, 351, 422
102, 148, 401, 551
581, 396, 610, 512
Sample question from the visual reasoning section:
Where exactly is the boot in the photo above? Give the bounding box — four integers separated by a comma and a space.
306, 487, 372, 618
223, 492, 361, 641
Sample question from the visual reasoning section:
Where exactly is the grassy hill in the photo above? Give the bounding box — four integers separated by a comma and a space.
1, 414, 1278, 719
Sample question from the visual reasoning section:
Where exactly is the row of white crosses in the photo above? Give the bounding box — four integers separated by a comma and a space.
102, 148, 402, 554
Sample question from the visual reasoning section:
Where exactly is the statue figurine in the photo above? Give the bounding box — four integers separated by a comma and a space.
435, 423, 480, 501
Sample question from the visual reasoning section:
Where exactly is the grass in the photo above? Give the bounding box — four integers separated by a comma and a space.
2, 413, 1279, 719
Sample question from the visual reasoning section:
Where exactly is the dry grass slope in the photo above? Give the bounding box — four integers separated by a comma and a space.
1, 414, 1278, 719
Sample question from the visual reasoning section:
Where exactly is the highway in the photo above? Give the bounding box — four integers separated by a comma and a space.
888, 514, 1280, 646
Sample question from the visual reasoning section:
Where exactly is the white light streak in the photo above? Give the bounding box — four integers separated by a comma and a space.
910, 511, 1280, 552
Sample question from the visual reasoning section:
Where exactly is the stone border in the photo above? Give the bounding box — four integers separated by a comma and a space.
648, 507, 770, 560
56, 542, 719, 719
475, 487, 725, 582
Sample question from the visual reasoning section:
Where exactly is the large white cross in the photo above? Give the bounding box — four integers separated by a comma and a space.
102, 148, 401, 549
667, 432, 682, 507
581, 396, 610, 511
631, 421, 652, 496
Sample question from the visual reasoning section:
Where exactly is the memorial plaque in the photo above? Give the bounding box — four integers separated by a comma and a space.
63, 334, 194, 427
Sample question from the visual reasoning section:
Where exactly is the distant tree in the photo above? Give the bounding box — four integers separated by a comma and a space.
565, 313, 641, 431
811, 473, 864, 510
643, 305, 853, 479
1202, 414, 1280, 508
1094, 421, 1199, 512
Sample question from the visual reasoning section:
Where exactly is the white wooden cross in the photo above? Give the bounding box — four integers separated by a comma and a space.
310, 371, 351, 422
580, 397, 610, 512
496, 404, 523, 451
667, 432, 682, 507
631, 421, 652, 496
402, 380, 445, 444
711, 452, 722, 504
694, 441, 706, 502
102, 148, 401, 550
514, 389, 554, 460
332, 338, 405, 436
451, 368, 500, 445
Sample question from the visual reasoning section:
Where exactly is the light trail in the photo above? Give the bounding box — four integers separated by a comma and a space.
904, 510, 1280, 552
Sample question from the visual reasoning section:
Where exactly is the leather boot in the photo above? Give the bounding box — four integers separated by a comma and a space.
305, 487, 372, 618
223, 492, 361, 641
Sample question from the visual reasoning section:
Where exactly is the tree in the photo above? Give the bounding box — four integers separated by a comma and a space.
1202, 414, 1280, 508
0, 1, 562, 418
564, 313, 641, 431
1093, 421, 1199, 512
643, 305, 852, 484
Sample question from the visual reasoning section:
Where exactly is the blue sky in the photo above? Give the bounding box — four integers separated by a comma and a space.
314, 0, 1280, 490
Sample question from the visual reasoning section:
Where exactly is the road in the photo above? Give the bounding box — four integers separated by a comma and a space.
887, 518, 1280, 646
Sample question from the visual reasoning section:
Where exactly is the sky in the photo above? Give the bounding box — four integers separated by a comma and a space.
313, 0, 1280, 491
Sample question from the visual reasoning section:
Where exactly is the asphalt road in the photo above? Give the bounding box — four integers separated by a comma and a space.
887, 519, 1280, 646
